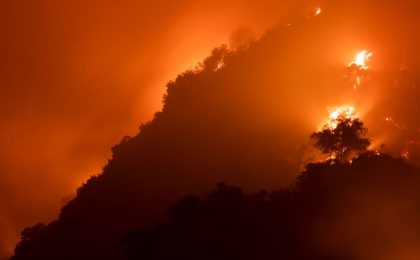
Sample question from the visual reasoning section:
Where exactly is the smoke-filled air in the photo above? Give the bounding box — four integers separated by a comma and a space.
2, 0, 420, 259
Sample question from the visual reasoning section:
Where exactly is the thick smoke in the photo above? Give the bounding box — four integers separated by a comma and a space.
3, 0, 420, 258
0, 1, 298, 257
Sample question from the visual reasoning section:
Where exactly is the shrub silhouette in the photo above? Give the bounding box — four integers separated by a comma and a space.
123, 153, 420, 260
311, 117, 370, 163
11, 1, 420, 258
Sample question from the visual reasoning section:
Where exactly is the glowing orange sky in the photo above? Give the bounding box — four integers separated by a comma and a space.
0, 0, 299, 257
2, 0, 420, 258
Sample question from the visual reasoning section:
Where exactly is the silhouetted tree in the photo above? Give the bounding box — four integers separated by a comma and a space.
12, 2, 420, 258
19, 223, 46, 244
122, 154, 420, 260
311, 117, 370, 163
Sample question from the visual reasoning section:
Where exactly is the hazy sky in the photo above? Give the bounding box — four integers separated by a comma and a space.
0, 0, 299, 257
3, 0, 420, 258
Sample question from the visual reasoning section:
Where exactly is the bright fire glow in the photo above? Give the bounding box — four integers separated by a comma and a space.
215, 60, 224, 71
350, 50, 373, 69
326, 105, 356, 129
306, 7, 322, 19
348, 50, 373, 89
329, 106, 355, 120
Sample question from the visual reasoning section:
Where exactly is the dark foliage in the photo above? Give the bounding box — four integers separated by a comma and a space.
123, 154, 420, 260
311, 118, 370, 163
12, 21, 314, 259
11, 1, 420, 259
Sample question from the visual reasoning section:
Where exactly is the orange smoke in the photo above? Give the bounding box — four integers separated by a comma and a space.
0, 0, 299, 258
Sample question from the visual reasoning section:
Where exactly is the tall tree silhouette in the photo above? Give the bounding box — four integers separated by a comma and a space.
311, 117, 370, 163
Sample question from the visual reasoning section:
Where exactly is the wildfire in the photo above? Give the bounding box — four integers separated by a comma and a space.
215, 60, 224, 71
306, 7, 322, 19
348, 50, 373, 89
385, 116, 406, 130
351, 50, 373, 69
325, 105, 356, 129
329, 106, 355, 120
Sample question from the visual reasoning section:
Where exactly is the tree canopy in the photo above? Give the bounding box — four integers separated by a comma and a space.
311, 117, 371, 163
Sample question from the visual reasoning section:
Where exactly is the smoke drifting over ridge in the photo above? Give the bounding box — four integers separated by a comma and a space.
0, 1, 298, 257
3, 0, 420, 258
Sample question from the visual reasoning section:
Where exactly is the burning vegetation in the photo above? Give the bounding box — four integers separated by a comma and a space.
348, 50, 373, 89
312, 107, 370, 163
7, 1, 420, 260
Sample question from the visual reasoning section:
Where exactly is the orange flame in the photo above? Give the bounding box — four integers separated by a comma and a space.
322, 105, 356, 130
350, 50, 373, 69
348, 50, 373, 89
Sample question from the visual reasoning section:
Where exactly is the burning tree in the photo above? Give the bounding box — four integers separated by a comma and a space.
311, 108, 371, 163
347, 50, 372, 89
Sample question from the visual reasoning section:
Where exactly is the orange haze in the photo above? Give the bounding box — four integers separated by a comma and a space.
0, 0, 298, 257
3, 0, 420, 258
